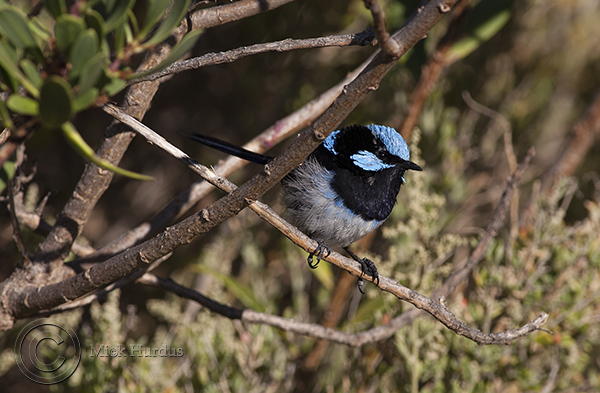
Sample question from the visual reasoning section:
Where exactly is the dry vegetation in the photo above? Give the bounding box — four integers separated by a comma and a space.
1, 0, 600, 392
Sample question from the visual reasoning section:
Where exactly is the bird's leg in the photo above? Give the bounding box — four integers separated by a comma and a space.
307, 239, 331, 269
343, 247, 380, 294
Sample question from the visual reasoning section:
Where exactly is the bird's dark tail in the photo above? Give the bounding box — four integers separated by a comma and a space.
186, 133, 273, 165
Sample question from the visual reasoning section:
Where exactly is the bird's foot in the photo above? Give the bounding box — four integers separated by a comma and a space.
343, 247, 379, 294
307, 239, 331, 269
357, 257, 379, 294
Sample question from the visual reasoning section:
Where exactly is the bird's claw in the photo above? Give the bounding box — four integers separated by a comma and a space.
307, 240, 331, 269
357, 257, 379, 294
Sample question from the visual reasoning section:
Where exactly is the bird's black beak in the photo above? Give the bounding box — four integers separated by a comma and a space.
402, 160, 423, 172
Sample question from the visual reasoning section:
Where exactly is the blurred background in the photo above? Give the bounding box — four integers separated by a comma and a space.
1, 0, 600, 391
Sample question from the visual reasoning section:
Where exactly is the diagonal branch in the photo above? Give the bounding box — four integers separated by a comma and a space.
398, 0, 470, 141
42, 134, 537, 344
102, 105, 544, 345
0, 0, 459, 330
30, 0, 297, 267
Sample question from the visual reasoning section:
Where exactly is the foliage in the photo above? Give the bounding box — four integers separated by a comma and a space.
1, 0, 600, 392
0, 0, 200, 179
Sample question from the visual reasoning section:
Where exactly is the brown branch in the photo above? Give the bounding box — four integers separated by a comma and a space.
29, 0, 297, 267
304, 146, 538, 346
398, 0, 469, 141
11, 199, 96, 257
137, 266, 547, 346
364, 0, 401, 56
521, 88, 600, 231
129, 30, 376, 84
32, 254, 171, 317
7, 144, 29, 266
84, 37, 376, 263
540, 89, 600, 192
0, 128, 10, 145
0, 0, 459, 330
103, 109, 544, 345
301, 272, 356, 371
0, 0, 298, 331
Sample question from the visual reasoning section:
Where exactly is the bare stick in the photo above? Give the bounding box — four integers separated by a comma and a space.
364, 0, 401, 56
540, 88, 600, 192
0, 0, 459, 330
397, 0, 469, 141
129, 30, 376, 84
29, 0, 296, 267
137, 271, 548, 346
85, 38, 376, 262
105, 106, 545, 345
7, 144, 29, 265
330, 146, 537, 344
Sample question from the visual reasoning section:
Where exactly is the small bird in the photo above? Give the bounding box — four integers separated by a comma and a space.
188, 124, 422, 292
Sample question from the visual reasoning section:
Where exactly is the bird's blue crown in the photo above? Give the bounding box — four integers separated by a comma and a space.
323, 124, 410, 172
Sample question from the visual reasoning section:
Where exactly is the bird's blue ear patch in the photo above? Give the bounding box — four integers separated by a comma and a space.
366, 124, 410, 161
323, 130, 341, 155
350, 150, 394, 171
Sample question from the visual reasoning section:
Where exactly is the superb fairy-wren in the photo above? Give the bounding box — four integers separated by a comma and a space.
188, 124, 422, 292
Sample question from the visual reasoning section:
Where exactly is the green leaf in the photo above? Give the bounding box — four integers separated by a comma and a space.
0, 41, 38, 97
103, 76, 126, 96
127, 8, 139, 35
0, 159, 16, 194
78, 52, 106, 96
137, 0, 171, 39
29, 16, 51, 41
73, 88, 99, 112
41, 0, 67, 18
39, 76, 73, 128
104, 0, 135, 32
310, 260, 335, 290
143, 0, 191, 47
0, 98, 14, 128
19, 58, 42, 90
0, 5, 43, 61
54, 15, 86, 54
84, 10, 106, 38
113, 22, 128, 55
61, 121, 154, 181
447, 0, 514, 62
7, 94, 39, 116
130, 29, 202, 79
69, 29, 99, 81
0, 42, 19, 93
194, 265, 266, 312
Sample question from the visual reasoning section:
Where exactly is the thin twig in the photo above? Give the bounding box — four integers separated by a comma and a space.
129, 30, 376, 84
29, 0, 296, 267
83, 36, 375, 263
304, 146, 538, 345
104, 114, 545, 345
398, 0, 469, 141
0, 128, 10, 145
364, 0, 400, 57
138, 270, 548, 346
540, 88, 600, 192
7, 144, 29, 265
0, 0, 460, 330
